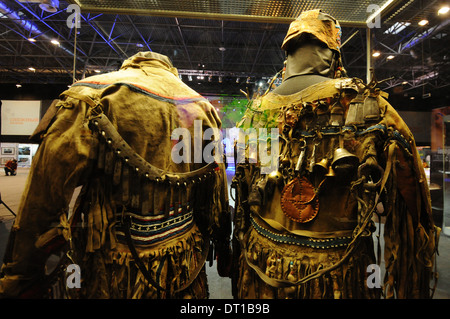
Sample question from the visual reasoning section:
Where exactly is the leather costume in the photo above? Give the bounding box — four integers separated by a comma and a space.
0, 52, 231, 299
231, 10, 439, 299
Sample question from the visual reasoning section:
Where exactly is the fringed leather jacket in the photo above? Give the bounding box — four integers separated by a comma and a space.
0, 52, 231, 299
232, 76, 439, 299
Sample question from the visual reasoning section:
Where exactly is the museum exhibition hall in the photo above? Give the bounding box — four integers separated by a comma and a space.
0, 0, 449, 302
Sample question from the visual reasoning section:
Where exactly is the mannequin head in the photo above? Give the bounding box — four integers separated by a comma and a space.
272, 10, 346, 95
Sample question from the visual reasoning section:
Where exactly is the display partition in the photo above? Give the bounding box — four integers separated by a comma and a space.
0, 99, 46, 168
443, 115, 450, 236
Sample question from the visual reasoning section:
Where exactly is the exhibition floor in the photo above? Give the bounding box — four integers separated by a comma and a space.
1, 167, 449, 299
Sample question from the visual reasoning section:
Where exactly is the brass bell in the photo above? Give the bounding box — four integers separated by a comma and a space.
331, 147, 359, 168
280, 157, 290, 168
313, 158, 329, 175
268, 170, 283, 186
325, 165, 335, 177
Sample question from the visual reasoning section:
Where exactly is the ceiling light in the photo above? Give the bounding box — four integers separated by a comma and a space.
16, 83, 22, 88
39, 0, 59, 13
418, 19, 429, 26
402, 81, 408, 85
51, 39, 60, 45
28, 38, 36, 42
28, 67, 35, 71
387, 55, 395, 60
218, 46, 226, 52
372, 51, 381, 57
438, 5, 450, 15
94, 69, 101, 73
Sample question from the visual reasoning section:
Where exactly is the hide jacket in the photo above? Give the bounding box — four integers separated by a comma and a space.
232, 76, 439, 299
0, 52, 231, 299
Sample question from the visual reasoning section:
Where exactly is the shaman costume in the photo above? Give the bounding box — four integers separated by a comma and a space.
0, 52, 231, 299
231, 10, 439, 299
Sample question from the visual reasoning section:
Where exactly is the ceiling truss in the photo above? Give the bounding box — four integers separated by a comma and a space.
0, 0, 449, 104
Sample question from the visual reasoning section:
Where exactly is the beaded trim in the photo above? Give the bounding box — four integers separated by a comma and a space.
115, 208, 194, 246
251, 217, 352, 249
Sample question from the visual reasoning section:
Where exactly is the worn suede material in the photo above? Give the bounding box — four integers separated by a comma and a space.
233, 77, 439, 299
0, 52, 230, 298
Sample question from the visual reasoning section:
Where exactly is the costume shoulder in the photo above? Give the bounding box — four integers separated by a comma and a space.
237, 77, 364, 130
54, 57, 207, 110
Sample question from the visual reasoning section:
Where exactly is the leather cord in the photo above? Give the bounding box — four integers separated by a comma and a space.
123, 215, 209, 295
241, 142, 396, 289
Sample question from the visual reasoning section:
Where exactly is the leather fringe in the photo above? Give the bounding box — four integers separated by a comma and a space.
65, 223, 208, 299
237, 227, 380, 299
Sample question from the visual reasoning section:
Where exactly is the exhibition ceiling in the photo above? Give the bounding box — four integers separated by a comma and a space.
0, 0, 449, 108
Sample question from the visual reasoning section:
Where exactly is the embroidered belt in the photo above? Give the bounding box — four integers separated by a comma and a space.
115, 206, 194, 246
251, 217, 352, 249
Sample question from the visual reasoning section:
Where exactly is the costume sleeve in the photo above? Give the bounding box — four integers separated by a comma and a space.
0, 96, 95, 298
380, 98, 439, 298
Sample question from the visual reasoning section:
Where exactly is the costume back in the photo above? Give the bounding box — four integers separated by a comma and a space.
231, 10, 439, 299
0, 52, 231, 299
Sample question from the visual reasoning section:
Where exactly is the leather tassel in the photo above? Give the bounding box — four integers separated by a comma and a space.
89, 131, 99, 160
164, 184, 172, 218
172, 184, 179, 215
140, 179, 150, 216
104, 147, 114, 175
176, 183, 183, 214
113, 158, 122, 186
189, 180, 197, 214
122, 166, 130, 204
130, 170, 140, 209
153, 181, 160, 215
97, 140, 106, 170
196, 177, 206, 212
181, 183, 188, 213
